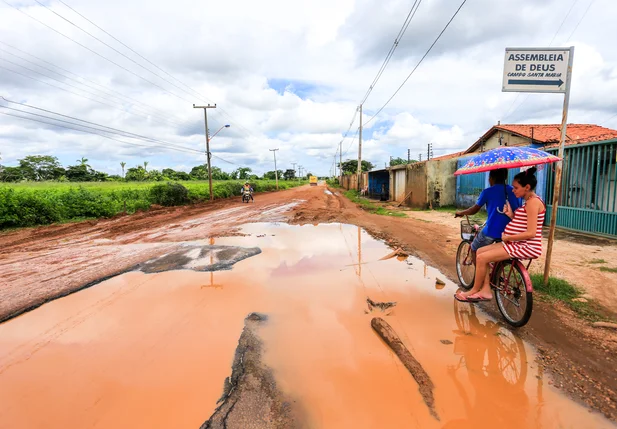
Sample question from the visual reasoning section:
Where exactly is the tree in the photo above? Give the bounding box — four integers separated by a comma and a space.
190, 165, 208, 180
0, 166, 25, 182
283, 169, 296, 180
389, 157, 407, 166
339, 159, 374, 175
120, 162, 126, 178
211, 166, 231, 180
125, 166, 147, 181
146, 169, 164, 181
144, 161, 149, 172
77, 157, 90, 167
18, 155, 64, 181
234, 167, 252, 180
263, 170, 283, 180
65, 164, 94, 182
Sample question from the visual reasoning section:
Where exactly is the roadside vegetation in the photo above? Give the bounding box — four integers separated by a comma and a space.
531, 275, 614, 322
343, 190, 406, 217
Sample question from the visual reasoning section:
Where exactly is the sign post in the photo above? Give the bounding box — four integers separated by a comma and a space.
501, 47, 574, 286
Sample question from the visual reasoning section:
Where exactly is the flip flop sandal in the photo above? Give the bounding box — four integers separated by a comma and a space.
454, 294, 476, 303
467, 294, 493, 302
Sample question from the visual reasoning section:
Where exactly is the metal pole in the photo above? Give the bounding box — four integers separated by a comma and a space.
357, 104, 363, 191
544, 46, 574, 286
193, 103, 217, 201
270, 148, 279, 189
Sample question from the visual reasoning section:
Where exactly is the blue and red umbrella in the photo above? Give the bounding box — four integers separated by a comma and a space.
454, 147, 560, 176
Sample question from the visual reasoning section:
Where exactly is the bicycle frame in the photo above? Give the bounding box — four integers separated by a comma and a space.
491, 259, 534, 293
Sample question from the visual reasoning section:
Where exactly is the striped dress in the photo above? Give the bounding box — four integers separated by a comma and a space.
503, 196, 546, 260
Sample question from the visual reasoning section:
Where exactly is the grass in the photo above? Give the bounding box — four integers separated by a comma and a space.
530, 274, 612, 322
599, 266, 617, 273
344, 190, 406, 218
0, 180, 302, 230
589, 259, 607, 264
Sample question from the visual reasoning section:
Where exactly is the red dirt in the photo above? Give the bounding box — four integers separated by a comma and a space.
0, 184, 616, 421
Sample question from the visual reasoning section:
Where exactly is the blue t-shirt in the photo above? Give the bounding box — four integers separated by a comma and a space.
477, 184, 520, 239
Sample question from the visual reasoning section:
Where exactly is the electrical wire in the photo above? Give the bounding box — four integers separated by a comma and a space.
359, 0, 423, 105
364, 0, 468, 126
54, 0, 257, 140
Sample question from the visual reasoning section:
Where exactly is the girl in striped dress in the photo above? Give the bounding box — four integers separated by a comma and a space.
455, 167, 545, 302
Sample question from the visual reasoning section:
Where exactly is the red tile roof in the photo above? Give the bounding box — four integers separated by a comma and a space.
466, 124, 617, 153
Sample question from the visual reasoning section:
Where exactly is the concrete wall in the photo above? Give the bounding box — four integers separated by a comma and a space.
341, 173, 368, 191
469, 132, 530, 153
426, 158, 458, 207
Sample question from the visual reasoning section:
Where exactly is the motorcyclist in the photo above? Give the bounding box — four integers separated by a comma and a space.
241, 181, 254, 202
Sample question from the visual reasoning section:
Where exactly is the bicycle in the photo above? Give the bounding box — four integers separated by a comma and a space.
455, 216, 534, 327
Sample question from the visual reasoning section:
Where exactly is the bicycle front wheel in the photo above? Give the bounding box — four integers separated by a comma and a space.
455, 240, 475, 290
494, 261, 533, 327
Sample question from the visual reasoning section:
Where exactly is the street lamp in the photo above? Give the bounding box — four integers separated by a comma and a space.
210, 124, 231, 141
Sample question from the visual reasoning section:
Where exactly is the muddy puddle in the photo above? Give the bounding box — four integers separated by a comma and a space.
0, 223, 613, 428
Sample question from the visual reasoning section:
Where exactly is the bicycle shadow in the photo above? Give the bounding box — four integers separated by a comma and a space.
442, 300, 532, 429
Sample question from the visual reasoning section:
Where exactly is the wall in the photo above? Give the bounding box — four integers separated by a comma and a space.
403, 162, 428, 208
340, 173, 368, 191
469, 132, 531, 153
426, 158, 457, 207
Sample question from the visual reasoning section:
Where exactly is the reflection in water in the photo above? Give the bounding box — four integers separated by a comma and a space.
201, 237, 223, 289
444, 301, 531, 429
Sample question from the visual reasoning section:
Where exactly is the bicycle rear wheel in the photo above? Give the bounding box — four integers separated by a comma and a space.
494, 261, 533, 327
455, 240, 475, 290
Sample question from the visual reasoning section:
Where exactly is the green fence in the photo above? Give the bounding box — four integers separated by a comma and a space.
546, 139, 617, 237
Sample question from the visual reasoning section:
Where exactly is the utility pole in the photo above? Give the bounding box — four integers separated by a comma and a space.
419, 153, 422, 162
193, 103, 217, 201
339, 140, 343, 184
408, 149, 410, 163
291, 162, 297, 180
269, 148, 279, 189
357, 104, 363, 191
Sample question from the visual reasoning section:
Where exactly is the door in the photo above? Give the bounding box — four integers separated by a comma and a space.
395, 169, 406, 201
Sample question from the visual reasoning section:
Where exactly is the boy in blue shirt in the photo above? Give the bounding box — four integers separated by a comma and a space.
455, 168, 520, 252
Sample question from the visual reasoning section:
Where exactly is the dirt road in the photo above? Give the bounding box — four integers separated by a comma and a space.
0, 184, 616, 427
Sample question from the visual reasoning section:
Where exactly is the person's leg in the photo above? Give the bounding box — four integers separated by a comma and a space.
467, 245, 510, 299
458, 243, 507, 298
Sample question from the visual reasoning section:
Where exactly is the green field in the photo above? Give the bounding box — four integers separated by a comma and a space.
0, 180, 304, 229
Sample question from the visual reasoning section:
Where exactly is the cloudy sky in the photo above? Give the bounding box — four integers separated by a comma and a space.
1, 0, 616, 176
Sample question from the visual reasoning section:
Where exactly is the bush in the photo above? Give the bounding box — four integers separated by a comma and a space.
149, 182, 189, 206
0, 188, 60, 228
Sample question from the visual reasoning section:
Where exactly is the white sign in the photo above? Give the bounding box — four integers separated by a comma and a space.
502, 48, 570, 93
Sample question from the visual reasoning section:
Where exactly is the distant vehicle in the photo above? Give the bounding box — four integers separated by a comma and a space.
309, 176, 318, 186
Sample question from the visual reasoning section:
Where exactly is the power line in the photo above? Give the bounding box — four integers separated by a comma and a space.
1, 0, 200, 106
53, 0, 256, 140
0, 56, 185, 127
0, 97, 199, 153
0, 111, 203, 155
365, 0, 468, 126
503, 0, 593, 122
359, 0, 423, 105
565, 0, 596, 41
0, 42, 191, 126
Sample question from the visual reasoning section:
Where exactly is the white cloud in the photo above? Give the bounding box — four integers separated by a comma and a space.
0, 0, 615, 177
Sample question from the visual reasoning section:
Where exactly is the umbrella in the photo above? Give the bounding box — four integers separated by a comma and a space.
454, 146, 561, 214
454, 147, 560, 176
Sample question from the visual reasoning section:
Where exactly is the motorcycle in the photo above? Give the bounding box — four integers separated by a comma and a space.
242, 189, 253, 203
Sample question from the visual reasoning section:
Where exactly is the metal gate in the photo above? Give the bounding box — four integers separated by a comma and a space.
394, 169, 406, 201
546, 139, 617, 237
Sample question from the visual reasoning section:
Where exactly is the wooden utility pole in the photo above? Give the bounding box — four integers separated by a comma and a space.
544, 47, 575, 285
269, 148, 279, 189
357, 104, 363, 191
193, 103, 216, 201
339, 140, 343, 184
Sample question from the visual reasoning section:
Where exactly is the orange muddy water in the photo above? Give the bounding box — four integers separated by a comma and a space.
0, 223, 612, 429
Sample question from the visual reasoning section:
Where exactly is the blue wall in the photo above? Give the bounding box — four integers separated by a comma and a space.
368, 170, 389, 198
